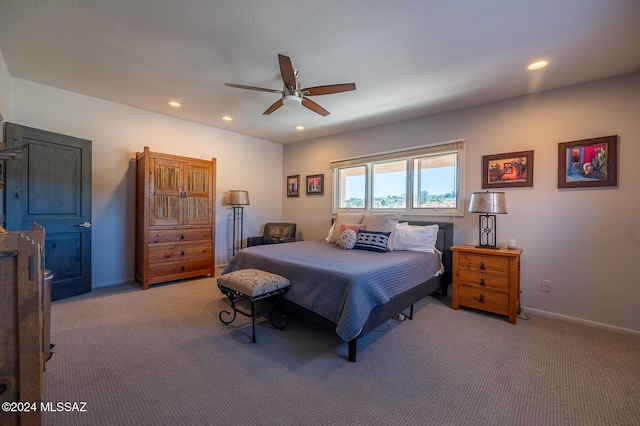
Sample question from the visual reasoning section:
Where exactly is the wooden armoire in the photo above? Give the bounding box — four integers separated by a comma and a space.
135, 147, 216, 289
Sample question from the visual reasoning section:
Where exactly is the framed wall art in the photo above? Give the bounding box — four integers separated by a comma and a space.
306, 174, 324, 195
286, 174, 299, 197
482, 150, 534, 188
558, 135, 618, 189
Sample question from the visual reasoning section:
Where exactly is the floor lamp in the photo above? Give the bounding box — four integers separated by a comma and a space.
228, 190, 250, 255
468, 191, 507, 248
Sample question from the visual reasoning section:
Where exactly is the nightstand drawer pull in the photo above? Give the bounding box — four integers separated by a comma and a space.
480, 261, 485, 269
479, 294, 484, 303
480, 277, 485, 286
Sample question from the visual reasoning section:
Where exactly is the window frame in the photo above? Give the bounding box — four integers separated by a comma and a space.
331, 141, 465, 216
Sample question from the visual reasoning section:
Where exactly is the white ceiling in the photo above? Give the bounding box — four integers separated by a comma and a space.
1, 0, 639, 144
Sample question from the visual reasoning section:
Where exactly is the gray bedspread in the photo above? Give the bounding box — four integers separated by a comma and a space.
222, 240, 442, 341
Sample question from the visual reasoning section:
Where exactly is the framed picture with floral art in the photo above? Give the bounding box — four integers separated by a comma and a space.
557, 135, 618, 189
482, 150, 534, 188
306, 174, 324, 195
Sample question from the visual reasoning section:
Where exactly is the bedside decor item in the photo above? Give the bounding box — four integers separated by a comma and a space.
468, 191, 507, 248
286, 175, 299, 197
558, 135, 618, 189
227, 190, 250, 255
306, 174, 324, 195
482, 150, 533, 188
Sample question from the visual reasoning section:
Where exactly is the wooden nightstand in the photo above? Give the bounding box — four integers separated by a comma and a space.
451, 244, 522, 324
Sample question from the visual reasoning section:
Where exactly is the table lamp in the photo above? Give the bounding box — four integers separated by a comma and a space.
468, 191, 507, 248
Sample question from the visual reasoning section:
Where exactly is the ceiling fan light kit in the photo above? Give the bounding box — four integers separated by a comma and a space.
282, 94, 302, 107
225, 54, 356, 116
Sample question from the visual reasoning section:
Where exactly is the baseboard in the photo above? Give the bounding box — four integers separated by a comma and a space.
524, 307, 640, 337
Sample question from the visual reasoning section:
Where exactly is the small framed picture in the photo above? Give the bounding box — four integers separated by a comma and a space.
558, 135, 618, 189
286, 175, 300, 197
482, 150, 534, 188
306, 174, 324, 195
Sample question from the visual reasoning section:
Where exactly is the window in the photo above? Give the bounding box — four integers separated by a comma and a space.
331, 141, 464, 215
336, 165, 366, 208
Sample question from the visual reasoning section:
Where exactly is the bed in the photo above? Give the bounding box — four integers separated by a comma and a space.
222, 221, 453, 361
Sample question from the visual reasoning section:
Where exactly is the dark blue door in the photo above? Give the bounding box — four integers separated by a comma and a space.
4, 123, 92, 300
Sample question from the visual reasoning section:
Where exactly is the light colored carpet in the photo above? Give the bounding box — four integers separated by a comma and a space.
42, 277, 640, 426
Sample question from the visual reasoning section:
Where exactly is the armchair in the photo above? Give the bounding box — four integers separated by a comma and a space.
246, 223, 297, 247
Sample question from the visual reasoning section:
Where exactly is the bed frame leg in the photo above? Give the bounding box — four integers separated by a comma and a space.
440, 281, 448, 297
348, 339, 357, 362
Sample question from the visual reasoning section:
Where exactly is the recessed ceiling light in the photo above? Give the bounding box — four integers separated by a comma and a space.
296, 126, 304, 130
222, 116, 233, 121
528, 60, 548, 70
168, 101, 181, 107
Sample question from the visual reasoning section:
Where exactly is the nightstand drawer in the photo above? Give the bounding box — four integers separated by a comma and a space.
458, 285, 509, 309
458, 252, 509, 273
458, 269, 509, 290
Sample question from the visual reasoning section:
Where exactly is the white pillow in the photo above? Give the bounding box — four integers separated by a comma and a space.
361, 214, 400, 251
326, 213, 365, 243
393, 224, 439, 253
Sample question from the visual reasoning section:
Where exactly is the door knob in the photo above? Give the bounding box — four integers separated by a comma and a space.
76, 222, 92, 227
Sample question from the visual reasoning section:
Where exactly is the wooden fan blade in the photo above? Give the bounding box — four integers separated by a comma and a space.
263, 99, 284, 115
278, 54, 296, 89
224, 83, 283, 94
302, 83, 356, 96
302, 98, 330, 116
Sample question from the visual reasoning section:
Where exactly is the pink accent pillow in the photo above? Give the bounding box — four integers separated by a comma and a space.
335, 223, 365, 246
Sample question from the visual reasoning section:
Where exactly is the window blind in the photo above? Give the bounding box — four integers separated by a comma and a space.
329, 140, 464, 169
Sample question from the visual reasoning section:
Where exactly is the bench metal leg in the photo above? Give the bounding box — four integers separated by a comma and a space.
218, 285, 289, 343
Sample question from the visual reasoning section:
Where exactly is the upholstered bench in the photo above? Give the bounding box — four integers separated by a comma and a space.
217, 269, 291, 343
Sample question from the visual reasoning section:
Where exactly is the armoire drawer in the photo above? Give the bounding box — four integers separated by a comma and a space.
148, 242, 212, 262
148, 257, 213, 278
148, 228, 211, 244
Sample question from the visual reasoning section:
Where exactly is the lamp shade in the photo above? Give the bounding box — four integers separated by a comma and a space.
227, 190, 250, 206
468, 191, 507, 214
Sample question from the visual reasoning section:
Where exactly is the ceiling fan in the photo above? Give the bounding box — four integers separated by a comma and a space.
224, 54, 356, 116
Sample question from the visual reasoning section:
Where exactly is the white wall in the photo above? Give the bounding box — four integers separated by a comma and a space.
283, 72, 640, 333
9, 78, 283, 287
0, 50, 9, 121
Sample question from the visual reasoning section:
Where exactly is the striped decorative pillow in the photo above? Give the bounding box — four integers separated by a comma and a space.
353, 230, 391, 253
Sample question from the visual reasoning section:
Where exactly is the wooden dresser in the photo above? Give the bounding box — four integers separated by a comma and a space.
135, 147, 216, 289
451, 244, 522, 324
0, 226, 46, 426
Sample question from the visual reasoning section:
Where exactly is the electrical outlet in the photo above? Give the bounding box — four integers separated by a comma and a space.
542, 280, 551, 292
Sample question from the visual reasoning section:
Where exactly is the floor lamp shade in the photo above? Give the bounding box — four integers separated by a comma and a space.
227, 190, 250, 255
228, 190, 250, 206
469, 191, 507, 248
